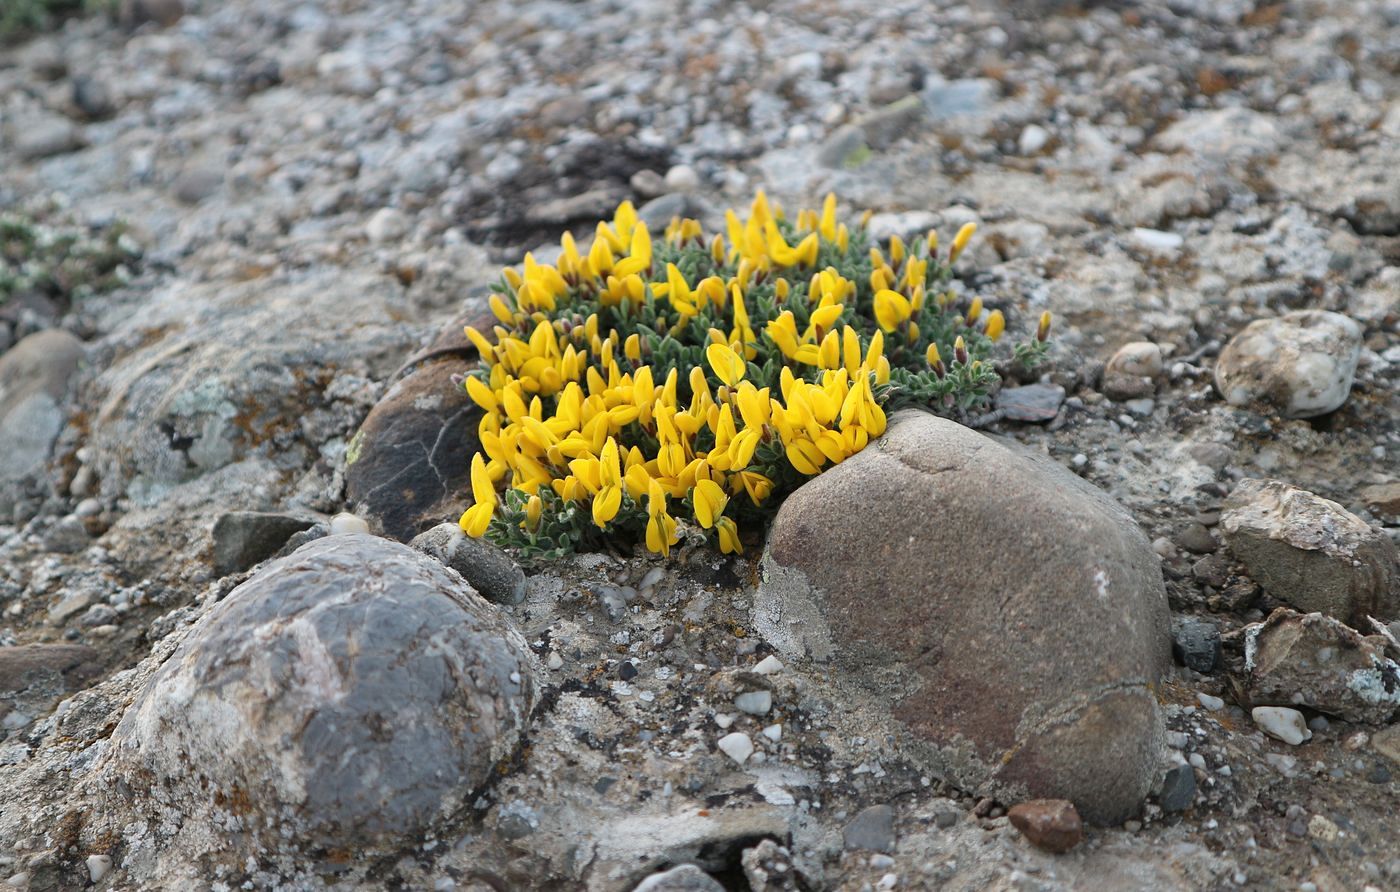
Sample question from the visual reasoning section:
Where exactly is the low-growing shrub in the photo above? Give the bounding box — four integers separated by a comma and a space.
0, 210, 140, 308
459, 193, 1049, 559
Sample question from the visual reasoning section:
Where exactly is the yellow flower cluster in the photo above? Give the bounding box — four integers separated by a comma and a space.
460, 193, 895, 556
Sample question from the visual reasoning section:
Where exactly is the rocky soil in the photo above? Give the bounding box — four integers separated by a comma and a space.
1, 0, 1399, 890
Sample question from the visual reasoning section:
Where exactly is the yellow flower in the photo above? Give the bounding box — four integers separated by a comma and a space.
706, 343, 747, 387
966, 296, 983, 325
645, 478, 679, 556
1037, 310, 1053, 342
525, 494, 542, 530
926, 342, 942, 366
716, 516, 743, 554
692, 479, 728, 529
874, 289, 912, 332
949, 221, 977, 263
459, 454, 496, 537
985, 309, 1005, 342
591, 438, 623, 528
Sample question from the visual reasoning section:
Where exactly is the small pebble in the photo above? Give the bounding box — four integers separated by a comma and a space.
717, 731, 754, 765
86, 855, 111, 883
1253, 706, 1311, 745
762, 724, 782, 741
734, 690, 772, 715
547, 652, 564, 670
1198, 693, 1225, 711
753, 655, 784, 674
329, 512, 370, 535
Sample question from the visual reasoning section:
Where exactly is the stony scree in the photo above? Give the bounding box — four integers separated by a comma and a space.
756, 410, 1171, 825
1221, 478, 1398, 626
1244, 609, 1400, 725
101, 535, 536, 863
1213, 311, 1363, 419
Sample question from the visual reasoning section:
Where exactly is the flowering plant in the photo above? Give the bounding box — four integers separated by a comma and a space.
459, 192, 1049, 559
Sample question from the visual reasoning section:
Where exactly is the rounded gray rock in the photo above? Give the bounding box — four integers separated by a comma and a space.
0, 329, 83, 520
410, 521, 526, 605
1214, 310, 1362, 418
105, 535, 535, 855
755, 410, 1171, 824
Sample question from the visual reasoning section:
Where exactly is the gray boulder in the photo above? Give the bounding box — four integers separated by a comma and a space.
1213, 310, 1362, 418
0, 330, 83, 520
754, 410, 1171, 824
104, 535, 536, 857
1221, 478, 1398, 626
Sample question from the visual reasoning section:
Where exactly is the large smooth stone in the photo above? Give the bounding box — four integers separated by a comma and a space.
754, 410, 1171, 824
106, 535, 535, 856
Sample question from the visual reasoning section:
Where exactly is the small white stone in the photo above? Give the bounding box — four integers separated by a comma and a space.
1018, 124, 1049, 155
6, 873, 29, 888
877, 873, 899, 889
734, 690, 772, 715
1252, 706, 1311, 745
1131, 227, 1185, 252
717, 731, 754, 765
663, 164, 700, 192
85, 855, 112, 883
366, 207, 409, 244
546, 652, 564, 670
753, 655, 784, 675
1197, 693, 1225, 711
714, 712, 735, 729
762, 724, 782, 741
329, 512, 370, 535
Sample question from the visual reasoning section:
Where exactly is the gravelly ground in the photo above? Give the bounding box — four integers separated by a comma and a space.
1, 0, 1399, 890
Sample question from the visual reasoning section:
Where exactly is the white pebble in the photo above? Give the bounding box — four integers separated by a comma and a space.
714, 712, 735, 729
329, 512, 370, 535
1197, 693, 1225, 711
762, 724, 782, 741
753, 655, 784, 675
877, 873, 899, 890
1252, 706, 1311, 745
717, 731, 754, 765
546, 652, 564, 670
1131, 227, 1184, 252
734, 690, 772, 715
366, 207, 409, 243
664, 164, 700, 191
86, 855, 112, 883
1018, 123, 1049, 155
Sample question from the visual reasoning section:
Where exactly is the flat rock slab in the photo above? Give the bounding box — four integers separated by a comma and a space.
755, 410, 1171, 824
104, 535, 535, 860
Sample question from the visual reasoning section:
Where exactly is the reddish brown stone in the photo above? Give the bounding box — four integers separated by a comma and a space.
1008, 799, 1084, 854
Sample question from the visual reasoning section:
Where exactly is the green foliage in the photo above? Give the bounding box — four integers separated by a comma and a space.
0, 209, 141, 308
